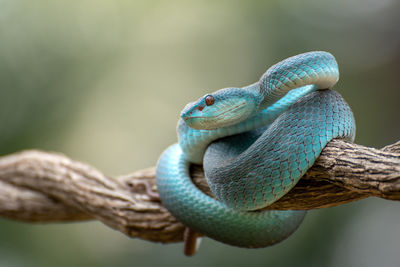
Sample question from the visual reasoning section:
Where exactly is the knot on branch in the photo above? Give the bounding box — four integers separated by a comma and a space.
0, 139, 399, 244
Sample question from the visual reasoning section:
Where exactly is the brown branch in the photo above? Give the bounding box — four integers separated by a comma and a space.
0, 139, 399, 244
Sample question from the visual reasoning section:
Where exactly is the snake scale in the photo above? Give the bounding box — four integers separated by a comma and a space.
156, 51, 356, 248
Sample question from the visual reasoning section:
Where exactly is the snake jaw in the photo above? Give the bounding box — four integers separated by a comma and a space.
182, 101, 249, 130
181, 87, 261, 130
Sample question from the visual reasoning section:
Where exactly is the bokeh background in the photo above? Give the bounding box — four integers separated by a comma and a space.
0, 1, 399, 266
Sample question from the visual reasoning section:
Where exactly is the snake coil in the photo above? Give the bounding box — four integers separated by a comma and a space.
156, 51, 355, 248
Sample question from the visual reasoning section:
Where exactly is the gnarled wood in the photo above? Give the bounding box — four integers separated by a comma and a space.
0, 139, 399, 243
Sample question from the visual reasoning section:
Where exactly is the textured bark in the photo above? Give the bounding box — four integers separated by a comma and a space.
0, 139, 399, 244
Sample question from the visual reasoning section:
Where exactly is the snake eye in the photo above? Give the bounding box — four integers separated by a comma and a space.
205, 95, 215, 106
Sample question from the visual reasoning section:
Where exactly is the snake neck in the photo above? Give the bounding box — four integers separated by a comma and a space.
239, 82, 264, 113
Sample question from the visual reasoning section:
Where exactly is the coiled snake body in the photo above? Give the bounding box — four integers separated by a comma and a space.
156, 51, 356, 248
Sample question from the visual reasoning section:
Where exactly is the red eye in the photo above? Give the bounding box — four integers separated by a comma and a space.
205, 95, 214, 106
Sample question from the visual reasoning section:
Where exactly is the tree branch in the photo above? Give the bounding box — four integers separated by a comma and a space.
0, 139, 399, 244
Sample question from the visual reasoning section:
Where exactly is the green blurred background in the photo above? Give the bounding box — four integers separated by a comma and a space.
0, 0, 399, 266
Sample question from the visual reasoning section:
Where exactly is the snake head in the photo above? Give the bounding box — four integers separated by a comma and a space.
181, 87, 261, 130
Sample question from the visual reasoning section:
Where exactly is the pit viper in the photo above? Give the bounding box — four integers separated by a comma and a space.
156, 51, 356, 248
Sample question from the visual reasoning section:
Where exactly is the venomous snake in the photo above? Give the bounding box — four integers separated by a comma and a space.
156, 51, 356, 248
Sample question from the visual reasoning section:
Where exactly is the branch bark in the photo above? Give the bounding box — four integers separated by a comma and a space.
0, 139, 399, 244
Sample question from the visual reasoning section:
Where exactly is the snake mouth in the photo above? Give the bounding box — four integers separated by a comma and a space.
184, 101, 247, 121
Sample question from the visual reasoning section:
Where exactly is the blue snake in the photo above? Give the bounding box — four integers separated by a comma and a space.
156, 51, 356, 248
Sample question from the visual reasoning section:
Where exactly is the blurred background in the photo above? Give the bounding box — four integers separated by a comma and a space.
0, 0, 399, 266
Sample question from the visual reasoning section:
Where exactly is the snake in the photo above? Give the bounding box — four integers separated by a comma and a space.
156, 51, 356, 248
